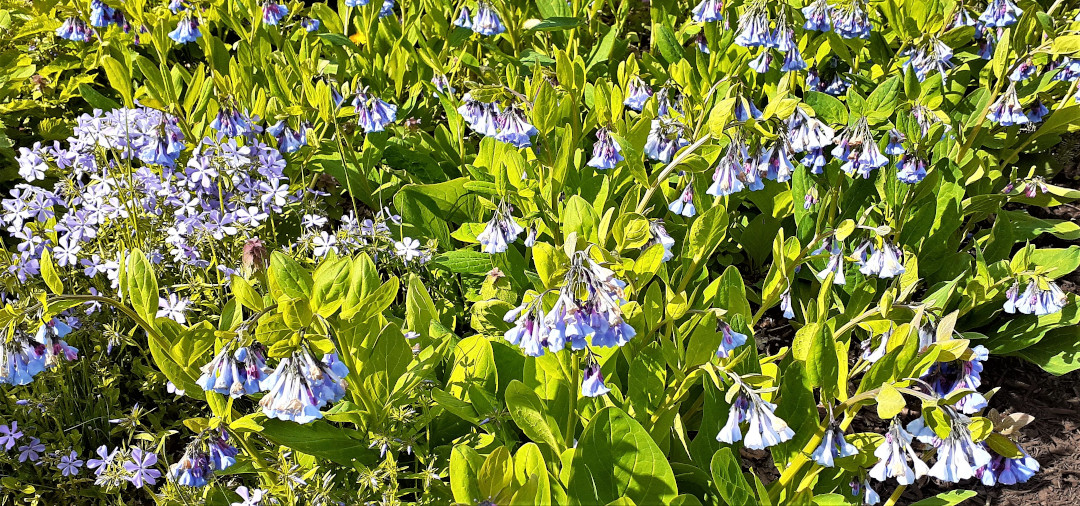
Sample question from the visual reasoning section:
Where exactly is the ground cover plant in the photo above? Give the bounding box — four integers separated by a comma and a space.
0, 0, 1079, 504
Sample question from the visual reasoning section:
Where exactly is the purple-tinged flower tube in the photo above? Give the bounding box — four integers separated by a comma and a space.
814, 238, 846, 285
1025, 100, 1049, 124
353, 88, 398, 133
302, 18, 320, 31
495, 106, 539, 148
624, 76, 653, 112
884, 129, 906, 155
734, 4, 772, 48
922, 345, 989, 414
477, 202, 525, 254
714, 320, 748, 359
56, 17, 94, 42
903, 38, 954, 82
695, 33, 710, 54
262, 2, 289, 25
90, 0, 116, 28
780, 288, 795, 318
976, 444, 1040, 486
831, 117, 888, 178
832, 2, 872, 39
267, 121, 307, 153
802, 0, 832, 31
781, 47, 807, 72
34, 319, 79, 368
787, 108, 835, 153
949, 6, 978, 29
707, 144, 747, 197
859, 242, 906, 278
907, 413, 993, 483
717, 390, 794, 449
896, 154, 927, 184
757, 137, 795, 182
259, 348, 347, 423
849, 478, 881, 505
656, 86, 683, 117
1053, 57, 1080, 82
648, 220, 676, 261
432, 74, 455, 95
988, 85, 1029, 126
169, 16, 201, 44
378, 0, 394, 18
749, 50, 773, 73
811, 425, 859, 467
457, 93, 501, 136
581, 359, 611, 397
1009, 279, 1068, 315
869, 419, 928, 485
668, 184, 696, 217
472, 2, 505, 36
979, 0, 1022, 28
207, 431, 238, 471
168, 449, 212, 487
644, 118, 689, 163
453, 6, 472, 28
733, 95, 762, 122
587, 128, 624, 170
1009, 59, 1038, 82
692, 0, 724, 23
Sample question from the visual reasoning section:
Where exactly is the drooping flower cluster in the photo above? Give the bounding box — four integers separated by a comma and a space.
504, 251, 635, 358
0, 320, 79, 385
476, 202, 525, 254
587, 128, 624, 170
921, 345, 990, 414
453, 2, 505, 36
906, 410, 993, 483
832, 117, 888, 178
197, 343, 271, 398
717, 381, 794, 450
457, 95, 538, 147
259, 348, 349, 423
855, 241, 906, 279
1003, 278, 1068, 315
352, 88, 399, 133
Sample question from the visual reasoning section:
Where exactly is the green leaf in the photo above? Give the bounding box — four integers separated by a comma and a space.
101, 55, 133, 107
124, 249, 158, 324
909, 490, 977, 506
523, 17, 582, 31
710, 448, 755, 505
269, 251, 313, 300
506, 380, 563, 455
231, 276, 265, 311
259, 419, 375, 466
687, 204, 729, 264
310, 257, 350, 317
567, 406, 678, 505
39, 250, 63, 295
1051, 34, 1080, 54
430, 250, 492, 275
341, 254, 380, 317
406, 274, 437, 338
876, 383, 906, 420
450, 444, 485, 503
804, 91, 848, 125
361, 323, 412, 405
564, 195, 600, 242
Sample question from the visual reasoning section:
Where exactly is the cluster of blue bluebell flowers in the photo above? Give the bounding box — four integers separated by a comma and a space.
0, 320, 78, 386
504, 251, 635, 396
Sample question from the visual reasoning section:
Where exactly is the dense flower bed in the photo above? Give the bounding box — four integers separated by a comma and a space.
0, 0, 1079, 504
